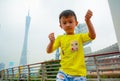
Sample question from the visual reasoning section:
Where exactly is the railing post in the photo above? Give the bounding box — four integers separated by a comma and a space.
11, 68, 14, 81
1, 70, 5, 81
18, 66, 21, 81
28, 65, 30, 81
41, 63, 46, 81
94, 56, 101, 81
6, 69, 9, 80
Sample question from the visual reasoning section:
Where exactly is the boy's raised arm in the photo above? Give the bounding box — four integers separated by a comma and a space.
85, 9, 96, 39
46, 33, 55, 53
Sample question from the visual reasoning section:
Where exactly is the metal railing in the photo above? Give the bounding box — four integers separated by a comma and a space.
0, 52, 120, 81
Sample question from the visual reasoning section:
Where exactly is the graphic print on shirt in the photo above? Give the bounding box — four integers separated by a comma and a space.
70, 41, 78, 52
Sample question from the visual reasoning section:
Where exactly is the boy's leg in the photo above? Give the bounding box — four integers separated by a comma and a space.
73, 76, 86, 81
56, 71, 68, 81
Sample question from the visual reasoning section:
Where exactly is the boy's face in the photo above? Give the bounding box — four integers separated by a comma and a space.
60, 16, 78, 35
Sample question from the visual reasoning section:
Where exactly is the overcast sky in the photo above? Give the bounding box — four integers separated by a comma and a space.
0, 0, 117, 68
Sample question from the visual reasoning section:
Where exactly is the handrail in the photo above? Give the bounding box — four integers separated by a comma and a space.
85, 51, 120, 57
0, 52, 120, 81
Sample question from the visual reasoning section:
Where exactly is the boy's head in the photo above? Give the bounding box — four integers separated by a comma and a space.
59, 10, 77, 22
59, 10, 78, 35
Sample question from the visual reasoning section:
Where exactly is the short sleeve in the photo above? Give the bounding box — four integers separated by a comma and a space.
51, 36, 61, 52
81, 33, 92, 43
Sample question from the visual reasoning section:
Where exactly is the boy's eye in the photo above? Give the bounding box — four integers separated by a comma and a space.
63, 22, 66, 24
63, 21, 72, 24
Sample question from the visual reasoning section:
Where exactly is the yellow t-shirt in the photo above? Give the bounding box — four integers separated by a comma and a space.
51, 33, 92, 76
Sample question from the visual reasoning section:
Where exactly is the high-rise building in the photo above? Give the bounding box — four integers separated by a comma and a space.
55, 48, 60, 60
0, 63, 5, 71
108, 0, 120, 51
19, 11, 31, 66
75, 23, 88, 34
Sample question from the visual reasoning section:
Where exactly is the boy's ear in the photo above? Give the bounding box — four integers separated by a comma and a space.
76, 21, 78, 26
60, 24, 62, 29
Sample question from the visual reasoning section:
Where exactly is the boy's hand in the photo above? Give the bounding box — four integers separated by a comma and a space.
48, 33, 55, 43
85, 9, 93, 21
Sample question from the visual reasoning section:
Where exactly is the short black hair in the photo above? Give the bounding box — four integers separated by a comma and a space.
59, 10, 77, 22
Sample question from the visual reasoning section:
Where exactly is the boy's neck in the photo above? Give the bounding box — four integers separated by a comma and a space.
65, 33, 75, 35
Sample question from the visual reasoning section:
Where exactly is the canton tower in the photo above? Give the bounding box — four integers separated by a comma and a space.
19, 11, 31, 66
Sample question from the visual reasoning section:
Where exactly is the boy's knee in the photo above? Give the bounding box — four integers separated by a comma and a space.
56, 73, 65, 81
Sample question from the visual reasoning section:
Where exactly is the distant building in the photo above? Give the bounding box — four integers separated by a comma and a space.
0, 63, 5, 71
19, 11, 31, 66
8, 62, 14, 74
8, 61, 14, 68
84, 46, 92, 54
88, 43, 119, 55
55, 48, 60, 60
75, 23, 88, 33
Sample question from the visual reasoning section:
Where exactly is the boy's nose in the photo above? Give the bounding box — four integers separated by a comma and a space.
66, 23, 70, 26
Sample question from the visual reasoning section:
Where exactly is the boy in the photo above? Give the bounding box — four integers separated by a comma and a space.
46, 9, 96, 81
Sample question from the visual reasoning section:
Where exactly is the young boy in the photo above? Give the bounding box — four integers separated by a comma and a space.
46, 9, 96, 81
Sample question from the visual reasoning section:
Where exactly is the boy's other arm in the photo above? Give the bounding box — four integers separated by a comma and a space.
47, 33, 55, 53
85, 10, 96, 39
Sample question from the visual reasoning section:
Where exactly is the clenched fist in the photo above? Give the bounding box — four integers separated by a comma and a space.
48, 33, 55, 43
85, 9, 93, 21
